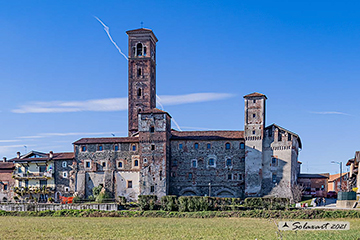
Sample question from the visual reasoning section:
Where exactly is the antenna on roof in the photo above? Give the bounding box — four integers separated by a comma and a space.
141, 21, 144, 28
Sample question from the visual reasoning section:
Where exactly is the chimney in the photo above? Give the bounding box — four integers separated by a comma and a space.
17, 152, 20, 158
3, 157, 6, 162
49, 151, 53, 159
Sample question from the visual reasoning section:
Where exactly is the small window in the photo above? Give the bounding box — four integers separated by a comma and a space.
288, 134, 292, 141
272, 173, 277, 183
239, 174, 243, 181
85, 161, 91, 168
143, 158, 147, 163
62, 161, 67, 168
151, 144, 155, 151
160, 170, 162, 181
188, 173, 193, 180
137, 68, 142, 77
98, 145, 103, 151
179, 143, 183, 150
271, 157, 277, 166
63, 172, 68, 178
252, 130, 255, 135
226, 159, 232, 167
136, 43, 143, 56
278, 132, 282, 142
208, 158, 215, 166
127, 181, 133, 188
81, 146, 86, 152
64, 187, 69, 192
207, 143, 211, 149
137, 88, 142, 97
253, 114, 256, 118
134, 160, 139, 167
4, 184, 8, 191
102, 162, 106, 167
132, 145, 137, 151
118, 161, 123, 168
192, 159, 197, 168
172, 160, 177, 166
143, 46, 147, 56
241, 157, 245, 162
228, 174, 232, 180
150, 185, 154, 192
150, 126, 155, 133
253, 100, 256, 103
225, 143, 231, 150
114, 145, 119, 151
194, 143, 199, 149
240, 143, 245, 149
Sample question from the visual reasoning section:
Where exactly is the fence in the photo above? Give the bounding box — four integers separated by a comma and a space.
0, 203, 119, 211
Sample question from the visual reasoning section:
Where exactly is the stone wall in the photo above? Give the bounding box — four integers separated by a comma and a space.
169, 139, 245, 198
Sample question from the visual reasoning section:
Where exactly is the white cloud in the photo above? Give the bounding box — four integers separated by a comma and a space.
0, 140, 20, 143
310, 111, 351, 116
12, 93, 234, 114
17, 131, 124, 139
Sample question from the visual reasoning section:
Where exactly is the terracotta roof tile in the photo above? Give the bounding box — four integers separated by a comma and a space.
0, 162, 15, 169
73, 137, 139, 145
328, 172, 349, 182
171, 130, 244, 140
141, 108, 171, 117
243, 92, 267, 99
11, 152, 74, 162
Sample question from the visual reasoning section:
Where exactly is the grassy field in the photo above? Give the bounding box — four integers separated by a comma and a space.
0, 217, 359, 239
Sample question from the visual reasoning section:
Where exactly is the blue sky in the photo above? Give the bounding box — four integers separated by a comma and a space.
0, 1, 359, 174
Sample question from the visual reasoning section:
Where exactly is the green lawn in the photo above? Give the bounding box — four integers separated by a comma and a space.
0, 216, 359, 239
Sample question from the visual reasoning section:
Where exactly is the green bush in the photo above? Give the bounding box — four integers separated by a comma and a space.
72, 196, 82, 203
96, 191, 112, 203
160, 195, 178, 211
92, 186, 103, 197
138, 195, 158, 211
118, 196, 127, 205
244, 197, 289, 210
87, 195, 95, 202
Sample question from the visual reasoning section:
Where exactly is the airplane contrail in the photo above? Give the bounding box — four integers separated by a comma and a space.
94, 16, 128, 60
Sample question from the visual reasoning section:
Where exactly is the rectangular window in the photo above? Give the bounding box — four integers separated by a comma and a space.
194, 143, 199, 149
4, 184, 7, 191
172, 160, 177, 167
62, 161, 67, 168
239, 174, 243, 181
85, 161, 91, 168
151, 144, 155, 151
63, 172, 68, 178
188, 173, 193, 180
208, 158, 215, 166
207, 143, 211, 149
271, 158, 278, 166
18, 180, 22, 188
192, 160, 197, 168
278, 132, 282, 142
226, 159, 232, 167
102, 162, 106, 167
127, 181, 133, 188
272, 173, 277, 183
228, 174, 232, 180
25, 180, 28, 187
150, 185, 154, 192
179, 143, 183, 150
132, 145, 136, 151
98, 145, 103, 151
288, 134, 291, 141
39, 165, 46, 172
114, 145, 119, 151
118, 161, 123, 168
81, 146, 86, 152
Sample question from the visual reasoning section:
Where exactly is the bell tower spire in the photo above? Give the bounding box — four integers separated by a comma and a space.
126, 28, 158, 136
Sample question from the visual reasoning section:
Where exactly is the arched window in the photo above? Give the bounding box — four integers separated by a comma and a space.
138, 108, 142, 114
137, 88, 142, 97
143, 46, 147, 56
132, 144, 137, 151
226, 159, 232, 166
194, 143, 199, 149
134, 160, 139, 167
136, 43, 143, 56
225, 142, 231, 150
98, 145, 103, 151
137, 68, 142, 76
207, 143, 211, 149
240, 142, 245, 149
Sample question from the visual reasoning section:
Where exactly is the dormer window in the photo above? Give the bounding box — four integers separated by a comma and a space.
136, 43, 143, 56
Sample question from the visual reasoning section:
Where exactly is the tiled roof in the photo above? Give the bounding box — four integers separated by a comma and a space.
126, 28, 158, 42
346, 158, 354, 166
73, 137, 139, 145
298, 173, 329, 179
243, 92, 267, 99
266, 123, 302, 149
329, 172, 349, 182
141, 108, 171, 117
171, 130, 244, 140
11, 152, 74, 162
0, 162, 15, 170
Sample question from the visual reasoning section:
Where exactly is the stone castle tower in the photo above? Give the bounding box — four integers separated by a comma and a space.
244, 93, 267, 196
126, 29, 158, 136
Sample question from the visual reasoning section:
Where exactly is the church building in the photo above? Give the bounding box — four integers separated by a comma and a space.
72, 28, 302, 201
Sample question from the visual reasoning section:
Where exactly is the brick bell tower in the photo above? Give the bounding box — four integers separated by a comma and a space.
126, 28, 158, 136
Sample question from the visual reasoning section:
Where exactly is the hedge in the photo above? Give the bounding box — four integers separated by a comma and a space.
1, 209, 360, 219
244, 197, 289, 210
138, 195, 158, 211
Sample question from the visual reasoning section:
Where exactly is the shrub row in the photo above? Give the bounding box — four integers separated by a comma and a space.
244, 197, 290, 210
1, 209, 360, 219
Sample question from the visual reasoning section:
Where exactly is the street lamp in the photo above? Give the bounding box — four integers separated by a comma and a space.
208, 182, 211, 197
331, 161, 343, 192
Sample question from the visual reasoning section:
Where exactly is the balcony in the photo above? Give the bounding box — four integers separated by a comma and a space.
13, 172, 53, 180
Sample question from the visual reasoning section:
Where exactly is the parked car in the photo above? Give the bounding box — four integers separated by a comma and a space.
327, 191, 337, 198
